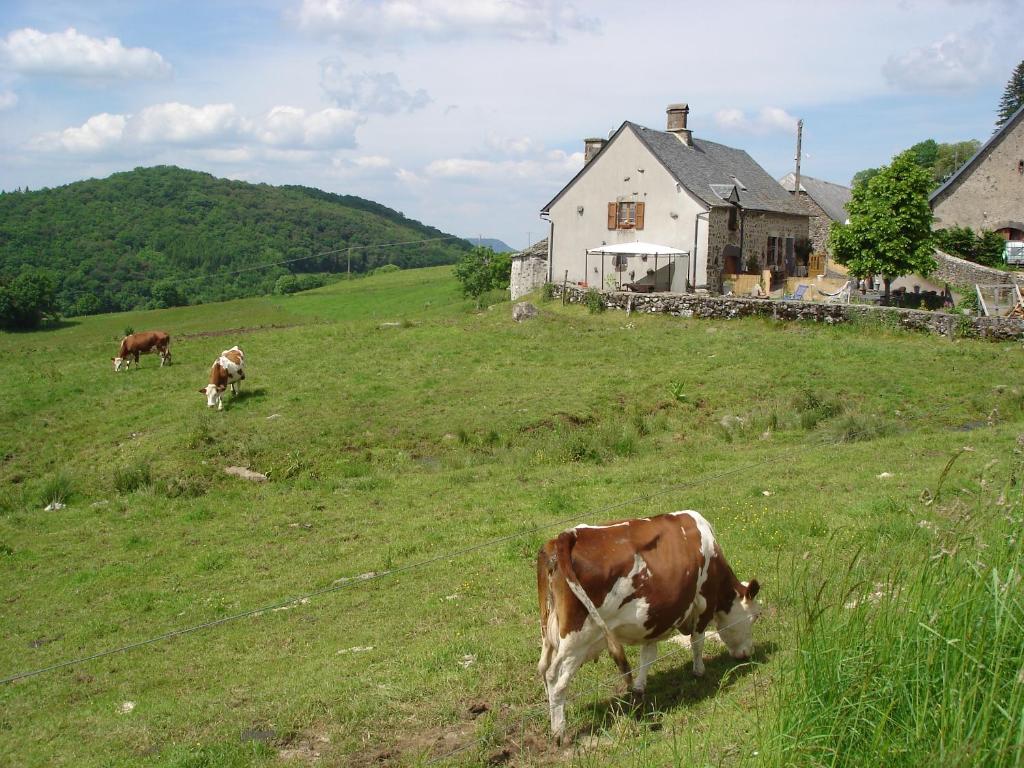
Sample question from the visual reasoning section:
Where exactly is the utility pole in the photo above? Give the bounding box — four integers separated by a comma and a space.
347, 246, 352, 279
793, 119, 803, 199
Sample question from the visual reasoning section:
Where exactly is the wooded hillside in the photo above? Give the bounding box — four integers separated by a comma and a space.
0, 166, 471, 315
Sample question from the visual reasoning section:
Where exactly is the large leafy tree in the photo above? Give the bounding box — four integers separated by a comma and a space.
453, 246, 512, 308
0, 268, 59, 330
830, 151, 936, 299
851, 138, 979, 189
996, 60, 1024, 127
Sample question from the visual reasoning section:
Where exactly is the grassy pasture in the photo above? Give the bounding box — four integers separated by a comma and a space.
1, 266, 1022, 767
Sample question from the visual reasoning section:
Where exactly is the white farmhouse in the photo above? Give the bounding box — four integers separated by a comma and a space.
540, 104, 808, 294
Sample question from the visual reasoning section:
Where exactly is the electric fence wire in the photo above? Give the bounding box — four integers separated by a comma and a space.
1, 437, 828, 686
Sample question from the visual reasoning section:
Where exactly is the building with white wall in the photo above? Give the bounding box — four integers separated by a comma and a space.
541, 104, 808, 293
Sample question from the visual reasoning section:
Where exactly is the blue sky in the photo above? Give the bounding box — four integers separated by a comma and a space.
0, 0, 1020, 249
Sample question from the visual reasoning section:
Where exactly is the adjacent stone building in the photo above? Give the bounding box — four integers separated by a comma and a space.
778, 173, 851, 255
930, 103, 1024, 240
510, 238, 548, 300
540, 104, 808, 293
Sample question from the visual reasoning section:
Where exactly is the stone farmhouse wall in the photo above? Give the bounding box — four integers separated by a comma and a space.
706, 209, 809, 290
550, 283, 1024, 341
932, 249, 1024, 288
796, 193, 832, 255
511, 254, 548, 300
931, 117, 1024, 234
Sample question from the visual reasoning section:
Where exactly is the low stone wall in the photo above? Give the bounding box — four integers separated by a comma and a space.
550, 284, 1024, 341
932, 249, 1024, 288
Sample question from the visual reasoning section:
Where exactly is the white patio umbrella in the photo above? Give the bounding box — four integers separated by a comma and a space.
585, 241, 690, 291
585, 241, 688, 257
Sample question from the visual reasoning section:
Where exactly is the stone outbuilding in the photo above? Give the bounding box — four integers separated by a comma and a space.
540, 103, 809, 294
930, 103, 1024, 241
510, 238, 548, 300
778, 173, 851, 258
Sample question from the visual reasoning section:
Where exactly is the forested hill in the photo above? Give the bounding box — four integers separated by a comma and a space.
0, 165, 472, 315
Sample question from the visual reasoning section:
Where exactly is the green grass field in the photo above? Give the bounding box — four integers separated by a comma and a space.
1, 266, 1022, 767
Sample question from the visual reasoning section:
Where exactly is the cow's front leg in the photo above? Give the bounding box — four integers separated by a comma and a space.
691, 632, 705, 677
231, 382, 239, 395
632, 642, 658, 696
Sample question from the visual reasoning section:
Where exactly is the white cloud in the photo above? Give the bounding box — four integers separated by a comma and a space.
293, 0, 597, 43
31, 113, 127, 153
424, 148, 581, 181
0, 89, 17, 110
883, 32, 992, 91
0, 27, 170, 79
29, 102, 362, 155
320, 60, 430, 114
485, 134, 537, 156
126, 103, 243, 145
713, 106, 799, 134
351, 155, 392, 168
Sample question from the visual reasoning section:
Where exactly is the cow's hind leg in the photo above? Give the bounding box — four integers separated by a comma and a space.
607, 640, 633, 693
691, 631, 706, 677
632, 642, 658, 696
544, 632, 596, 743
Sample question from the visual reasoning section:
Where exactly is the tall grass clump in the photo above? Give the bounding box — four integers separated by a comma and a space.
113, 461, 153, 493
39, 471, 74, 508
764, 502, 1024, 765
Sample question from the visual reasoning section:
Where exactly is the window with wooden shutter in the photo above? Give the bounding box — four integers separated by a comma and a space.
607, 202, 617, 230
635, 202, 645, 230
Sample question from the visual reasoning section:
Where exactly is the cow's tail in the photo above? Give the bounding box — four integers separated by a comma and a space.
551, 532, 630, 677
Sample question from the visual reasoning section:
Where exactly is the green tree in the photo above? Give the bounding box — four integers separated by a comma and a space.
851, 168, 881, 189
996, 60, 1024, 127
908, 139, 939, 169
933, 140, 980, 183
934, 226, 1006, 268
151, 279, 185, 308
829, 151, 936, 299
0, 269, 59, 329
453, 246, 510, 308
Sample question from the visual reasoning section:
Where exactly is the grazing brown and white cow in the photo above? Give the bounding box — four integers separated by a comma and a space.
536, 510, 761, 740
112, 331, 172, 371
199, 346, 245, 410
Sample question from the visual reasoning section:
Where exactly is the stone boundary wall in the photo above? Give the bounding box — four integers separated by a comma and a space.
550, 284, 1024, 341
932, 249, 1024, 289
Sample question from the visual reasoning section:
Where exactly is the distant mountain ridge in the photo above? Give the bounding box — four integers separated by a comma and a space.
0, 165, 471, 315
466, 237, 515, 253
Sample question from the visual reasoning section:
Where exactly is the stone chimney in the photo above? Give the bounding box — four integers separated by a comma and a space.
583, 137, 606, 165
666, 103, 692, 147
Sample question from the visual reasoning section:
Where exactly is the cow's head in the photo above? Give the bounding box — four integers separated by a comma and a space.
112, 357, 127, 372
199, 383, 227, 410
714, 579, 761, 660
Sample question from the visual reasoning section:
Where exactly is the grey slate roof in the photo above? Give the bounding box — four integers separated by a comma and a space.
513, 238, 548, 260
541, 121, 806, 216
778, 172, 852, 223
929, 102, 1024, 204
628, 122, 806, 215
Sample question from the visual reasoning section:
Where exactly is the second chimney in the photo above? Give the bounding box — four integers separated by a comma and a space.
583, 137, 606, 165
666, 103, 692, 147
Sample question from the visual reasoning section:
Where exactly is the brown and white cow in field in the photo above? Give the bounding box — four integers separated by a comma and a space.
112, 331, 172, 371
536, 510, 761, 740
199, 346, 245, 410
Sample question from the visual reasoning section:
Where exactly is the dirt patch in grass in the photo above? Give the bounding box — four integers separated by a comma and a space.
345, 701, 562, 767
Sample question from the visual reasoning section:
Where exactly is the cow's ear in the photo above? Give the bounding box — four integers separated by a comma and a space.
198, 388, 207, 393
217, 385, 227, 392
746, 579, 760, 600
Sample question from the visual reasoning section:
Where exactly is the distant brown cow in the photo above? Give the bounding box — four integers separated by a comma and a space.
112, 331, 171, 371
199, 345, 245, 410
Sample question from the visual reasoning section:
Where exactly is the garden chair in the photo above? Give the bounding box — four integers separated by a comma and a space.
783, 284, 810, 301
